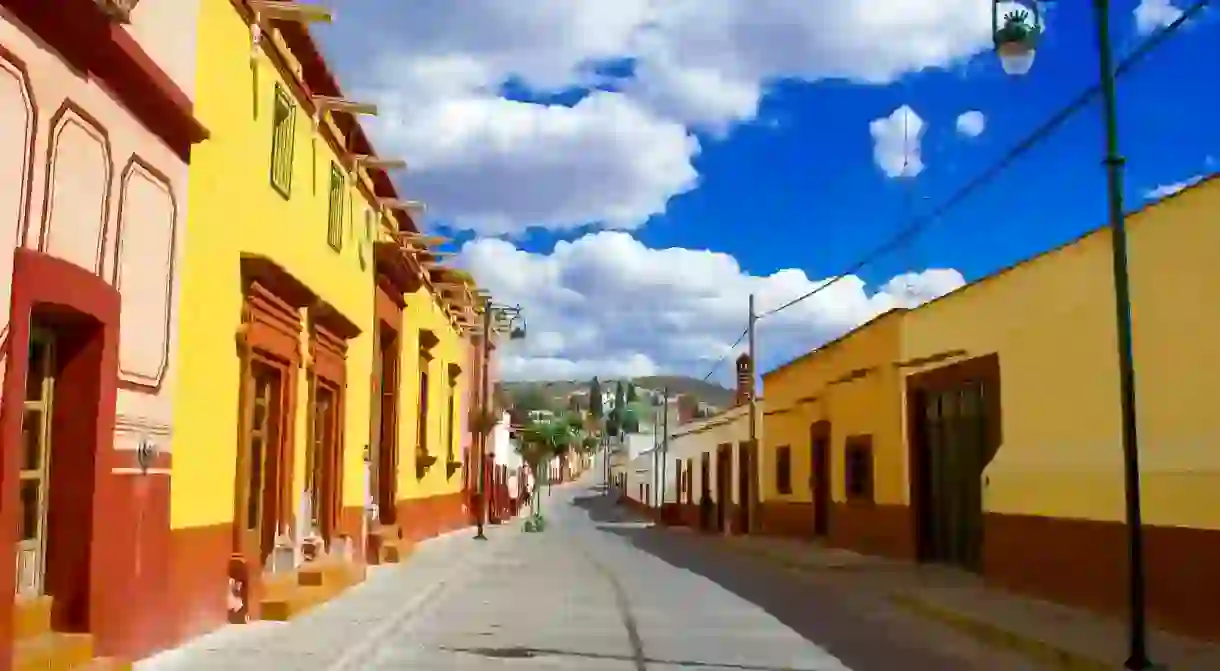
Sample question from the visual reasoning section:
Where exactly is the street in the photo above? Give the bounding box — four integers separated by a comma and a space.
142, 480, 1038, 670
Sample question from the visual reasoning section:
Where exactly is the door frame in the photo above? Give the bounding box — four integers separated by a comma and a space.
16, 326, 55, 597
715, 443, 732, 533
809, 420, 831, 537
905, 354, 1002, 565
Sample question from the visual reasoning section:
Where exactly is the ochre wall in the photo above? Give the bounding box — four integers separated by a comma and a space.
396, 286, 468, 503
759, 312, 908, 553
169, 0, 381, 642
901, 175, 1220, 640
903, 177, 1220, 528
175, 0, 376, 530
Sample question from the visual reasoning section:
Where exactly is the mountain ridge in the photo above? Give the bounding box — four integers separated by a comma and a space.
497, 375, 735, 411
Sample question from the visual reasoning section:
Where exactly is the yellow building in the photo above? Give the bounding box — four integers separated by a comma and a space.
665, 365, 762, 534
899, 173, 1220, 641
758, 310, 910, 558
168, 0, 475, 644
387, 269, 479, 542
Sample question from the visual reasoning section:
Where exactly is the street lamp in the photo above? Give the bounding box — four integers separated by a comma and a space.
992, 2, 1152, 669
991, 1, 1043, 75
473, 301, 526, 541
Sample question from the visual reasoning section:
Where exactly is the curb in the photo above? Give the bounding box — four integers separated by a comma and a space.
887, 593, 1110, 671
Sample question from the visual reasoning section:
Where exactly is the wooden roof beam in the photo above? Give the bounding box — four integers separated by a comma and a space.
380, 199, 427, 215
249, 1, 332, 23
354, 155, 407, 172
313, 96, 378, 117
398, 231, 447, 245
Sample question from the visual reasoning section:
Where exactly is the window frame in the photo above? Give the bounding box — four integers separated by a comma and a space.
416, 350, 431, 456
844, 434, 875, 504
269, 84, 296, 198
326, 162, 345, 252
775, 445, 792, 495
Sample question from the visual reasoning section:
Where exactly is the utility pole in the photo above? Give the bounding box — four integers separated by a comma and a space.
660, 387, 669, 520
746, 294, 757, 535
473, 301, 493, 541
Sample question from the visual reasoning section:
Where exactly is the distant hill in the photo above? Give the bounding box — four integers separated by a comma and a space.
498, 375, 734, 413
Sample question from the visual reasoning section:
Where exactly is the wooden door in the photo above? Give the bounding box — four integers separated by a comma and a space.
16, 328, 55, 596
716, 447, 731, 532
241, 361, 283, 567
810, 422, 831, 537
309, 384, 339, 542
737, 443, 751, 533
699, 453, 711, 529
376, 331, 398, 523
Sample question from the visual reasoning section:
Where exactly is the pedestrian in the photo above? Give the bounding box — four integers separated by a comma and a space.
507, 468, 519, 516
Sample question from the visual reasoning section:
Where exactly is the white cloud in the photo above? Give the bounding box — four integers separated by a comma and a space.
955, 110, 986, 138
459, 232, 965, 382
316, 1, 1008, 234
870, 106, 925, 179
1135, 0, 1184, 34
1145, 174, 1205, 200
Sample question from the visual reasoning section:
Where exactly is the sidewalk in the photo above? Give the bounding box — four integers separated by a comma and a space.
137, 522, 520, 671
721, 535, 1220, 670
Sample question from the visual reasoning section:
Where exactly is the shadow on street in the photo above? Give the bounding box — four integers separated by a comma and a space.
569, 492, 997, 671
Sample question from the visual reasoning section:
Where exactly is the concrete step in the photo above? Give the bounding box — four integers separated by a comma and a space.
260, 583, 332, 622
77, 657, 132, 670
260, 560, 366, 621
377, 538, 414, 564
297, 558, 366, 587
13, 632, 94, 671
13, 595, 53, 641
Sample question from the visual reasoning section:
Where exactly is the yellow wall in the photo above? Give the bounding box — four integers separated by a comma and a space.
173, 0, 378, 528
396, 287, 468, 501
902, 175, 1220, 529
667, 405, 757, 505
760, 312, 906, 506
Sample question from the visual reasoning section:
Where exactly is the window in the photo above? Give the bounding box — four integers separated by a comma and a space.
417, 352, 430, 455
844, 435, 874, 503
775, 445, 792, 494
445, 378, 456, 467
359, 208, 373, 270
269, 84, 295, 197
327, 163, 345, 251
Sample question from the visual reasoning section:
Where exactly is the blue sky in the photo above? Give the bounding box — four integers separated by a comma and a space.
316, 0, 1216, 384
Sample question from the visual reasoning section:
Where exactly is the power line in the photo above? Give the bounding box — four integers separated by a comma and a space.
702, 326, 746, 380
757, 0, 1210, 321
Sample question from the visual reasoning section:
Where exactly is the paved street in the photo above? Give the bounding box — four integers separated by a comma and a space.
142, 481, 1039, 670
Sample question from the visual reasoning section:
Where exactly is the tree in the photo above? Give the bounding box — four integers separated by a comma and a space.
622, 407, 640, 434
626, 382, 637, 403
516, 419, 573, 520
580, 435, 599, 454
613, 381, 626, 421
588, 377, 603, 419
605, 415, 620, 439
564, 411, 584, 433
